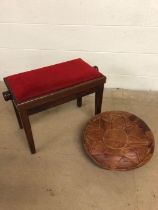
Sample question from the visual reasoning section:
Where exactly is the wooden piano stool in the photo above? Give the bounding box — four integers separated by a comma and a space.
2, 58, 106, 154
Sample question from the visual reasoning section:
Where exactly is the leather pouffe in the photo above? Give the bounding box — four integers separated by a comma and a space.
83, 111, 155, 171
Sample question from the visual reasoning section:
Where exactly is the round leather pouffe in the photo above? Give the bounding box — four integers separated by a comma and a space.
83, 111, 155, 171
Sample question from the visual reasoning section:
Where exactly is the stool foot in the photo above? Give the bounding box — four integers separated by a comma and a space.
95, 85, 104, 115
77, 97, 82, 107
20, 110, 36, 154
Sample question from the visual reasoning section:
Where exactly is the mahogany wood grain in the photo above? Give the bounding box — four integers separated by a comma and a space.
2, 69, 106, 154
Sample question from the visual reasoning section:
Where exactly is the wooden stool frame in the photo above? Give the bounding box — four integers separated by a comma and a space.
3, 68, 106, 154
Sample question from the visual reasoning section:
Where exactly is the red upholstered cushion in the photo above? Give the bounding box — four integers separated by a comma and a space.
4, 58, 104, 103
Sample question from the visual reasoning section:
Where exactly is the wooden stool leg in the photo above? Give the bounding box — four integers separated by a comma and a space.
95, 85, 104, 115
20, 110, 36, 154
12, 101, 23, 129
77, 97, 82, 107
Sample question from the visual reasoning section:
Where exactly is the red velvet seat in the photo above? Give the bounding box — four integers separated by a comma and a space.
4, 58, 103, 103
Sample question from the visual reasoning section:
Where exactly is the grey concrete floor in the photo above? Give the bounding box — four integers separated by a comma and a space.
0, 82, 158, 210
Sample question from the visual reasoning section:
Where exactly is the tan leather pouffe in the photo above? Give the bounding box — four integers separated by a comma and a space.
83, 111, 155, 171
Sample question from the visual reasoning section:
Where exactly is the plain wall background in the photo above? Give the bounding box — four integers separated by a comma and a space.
0, 0, 158, 90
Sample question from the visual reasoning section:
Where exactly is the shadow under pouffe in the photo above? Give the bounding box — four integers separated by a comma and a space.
83, 111, 155, 171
